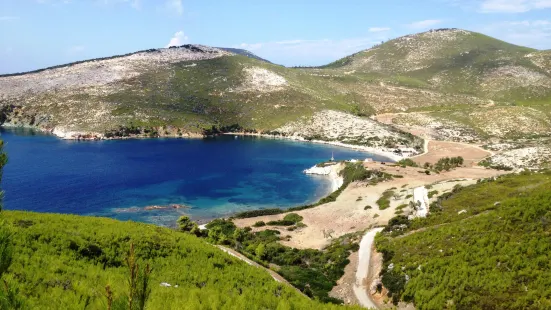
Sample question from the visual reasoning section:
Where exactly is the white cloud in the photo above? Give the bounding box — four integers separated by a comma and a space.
165, 0, 183, 15
479, 19, 551, 49
235, 34, 390, 67
369, 27, 391, 32
407, 19, 443, 29
165, 31, 188, 47
480, 0, 551, 13
67, 45, 85, 54
0, 16, 19, 21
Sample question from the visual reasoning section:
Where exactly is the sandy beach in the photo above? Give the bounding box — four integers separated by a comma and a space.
225, 132, 407, 162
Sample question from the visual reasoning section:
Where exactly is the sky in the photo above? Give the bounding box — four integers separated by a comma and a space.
1, 0, 551, 74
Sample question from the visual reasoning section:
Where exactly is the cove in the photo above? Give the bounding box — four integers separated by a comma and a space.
1, 127, 390, 226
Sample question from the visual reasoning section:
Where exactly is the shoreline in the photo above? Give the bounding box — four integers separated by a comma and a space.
224, 132, 405, 162
2, 125, 406, 162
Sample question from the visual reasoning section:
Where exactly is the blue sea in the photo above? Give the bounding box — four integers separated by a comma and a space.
0, 128, 389, 226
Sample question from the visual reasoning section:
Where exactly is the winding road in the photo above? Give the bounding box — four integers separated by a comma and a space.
353, 227, 384, 310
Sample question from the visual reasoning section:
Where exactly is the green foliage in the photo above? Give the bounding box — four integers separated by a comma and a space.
252, 221, 266, 227
427, 190, 439, 198
0, 211, 352, 309
233, 208, 284, 219
479, 159, 514, 171
202, 220, 360, 303
176, 216, 198, 233
397, 159, 418, 168
376, 171, 551, 309
266, 220, 296, 226
433, 156, 464, 172
377, 190, 395, 210
283, 213, 303, 223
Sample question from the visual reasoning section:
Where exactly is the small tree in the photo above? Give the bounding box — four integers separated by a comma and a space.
126, 243, 152, 310
177, 216, 198, 233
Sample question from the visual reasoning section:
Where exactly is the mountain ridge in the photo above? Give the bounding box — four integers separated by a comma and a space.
0, 28, 550, 165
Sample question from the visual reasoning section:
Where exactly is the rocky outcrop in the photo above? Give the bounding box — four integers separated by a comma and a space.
276, 110, 423, 151
485, 147, 551, 170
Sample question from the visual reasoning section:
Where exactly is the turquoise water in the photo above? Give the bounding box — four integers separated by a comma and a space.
1, 128, 390, 226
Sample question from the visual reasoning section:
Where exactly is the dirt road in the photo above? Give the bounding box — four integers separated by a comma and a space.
354, 227, 384, 309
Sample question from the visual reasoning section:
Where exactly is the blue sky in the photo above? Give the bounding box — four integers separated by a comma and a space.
1, 0, 551, 74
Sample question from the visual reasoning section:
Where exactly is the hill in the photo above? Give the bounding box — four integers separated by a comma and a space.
217, 48, 273, 63
375, 170, 551, 309
0, 29, 550, 158
0, 210, 359, 309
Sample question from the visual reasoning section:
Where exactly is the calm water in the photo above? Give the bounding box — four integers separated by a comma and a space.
1, 128, 389, 226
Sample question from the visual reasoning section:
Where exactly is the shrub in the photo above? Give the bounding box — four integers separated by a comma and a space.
267, 220, 296, 226
377, 190, 395, 210
283, 213, 303, 223
397, 159, 418, 167
253, 221, 266, 227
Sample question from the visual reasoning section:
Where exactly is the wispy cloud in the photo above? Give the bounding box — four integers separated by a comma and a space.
407, 19, 443, 29
165, 0, 183, 15
236, 33, 390, 66
0, 16, 19, 21
368, 27, 391, 33
479, 19, 551, 49
480, 0, 551, 13
165, 30, 188, 47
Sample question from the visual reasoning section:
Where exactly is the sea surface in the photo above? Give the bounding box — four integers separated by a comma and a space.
1, 128, 390, 226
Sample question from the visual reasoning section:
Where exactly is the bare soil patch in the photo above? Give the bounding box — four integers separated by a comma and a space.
412, 140, 491, 167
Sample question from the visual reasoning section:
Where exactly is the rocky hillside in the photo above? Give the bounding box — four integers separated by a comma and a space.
0, 29, 550, 155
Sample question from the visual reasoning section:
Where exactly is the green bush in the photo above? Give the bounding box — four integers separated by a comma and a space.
267, 220, 296, 226
252, 221, 266, 227
377, 190, 395, 210
376, 171, 551, 309
1, 211, 352, 309
283, 213, 303, 223
397, 159, 418, 168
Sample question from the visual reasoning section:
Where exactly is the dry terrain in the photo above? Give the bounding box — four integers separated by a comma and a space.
234, 162, 505, 250
411, 140, 492, 167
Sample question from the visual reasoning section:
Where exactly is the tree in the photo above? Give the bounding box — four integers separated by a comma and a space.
177, 216, 198, 233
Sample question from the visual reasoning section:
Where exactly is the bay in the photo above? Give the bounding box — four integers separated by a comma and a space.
1, 127, 389, 226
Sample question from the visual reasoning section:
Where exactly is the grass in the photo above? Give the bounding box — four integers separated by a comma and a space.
377, 190, 395, 210
0, 211, 353, 309
375, 171, 551, 308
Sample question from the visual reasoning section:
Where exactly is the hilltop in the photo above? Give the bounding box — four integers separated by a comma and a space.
0, 29, 550, 166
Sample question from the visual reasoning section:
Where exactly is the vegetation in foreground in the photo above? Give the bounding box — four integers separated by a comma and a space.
0, 210, 365, 310
375, 171, 551, 309
180, 217, 362, 304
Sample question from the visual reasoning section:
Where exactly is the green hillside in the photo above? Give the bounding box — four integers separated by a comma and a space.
1, 29, 550, 143
375, 171, 551, 309
0, 211, 358, 310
